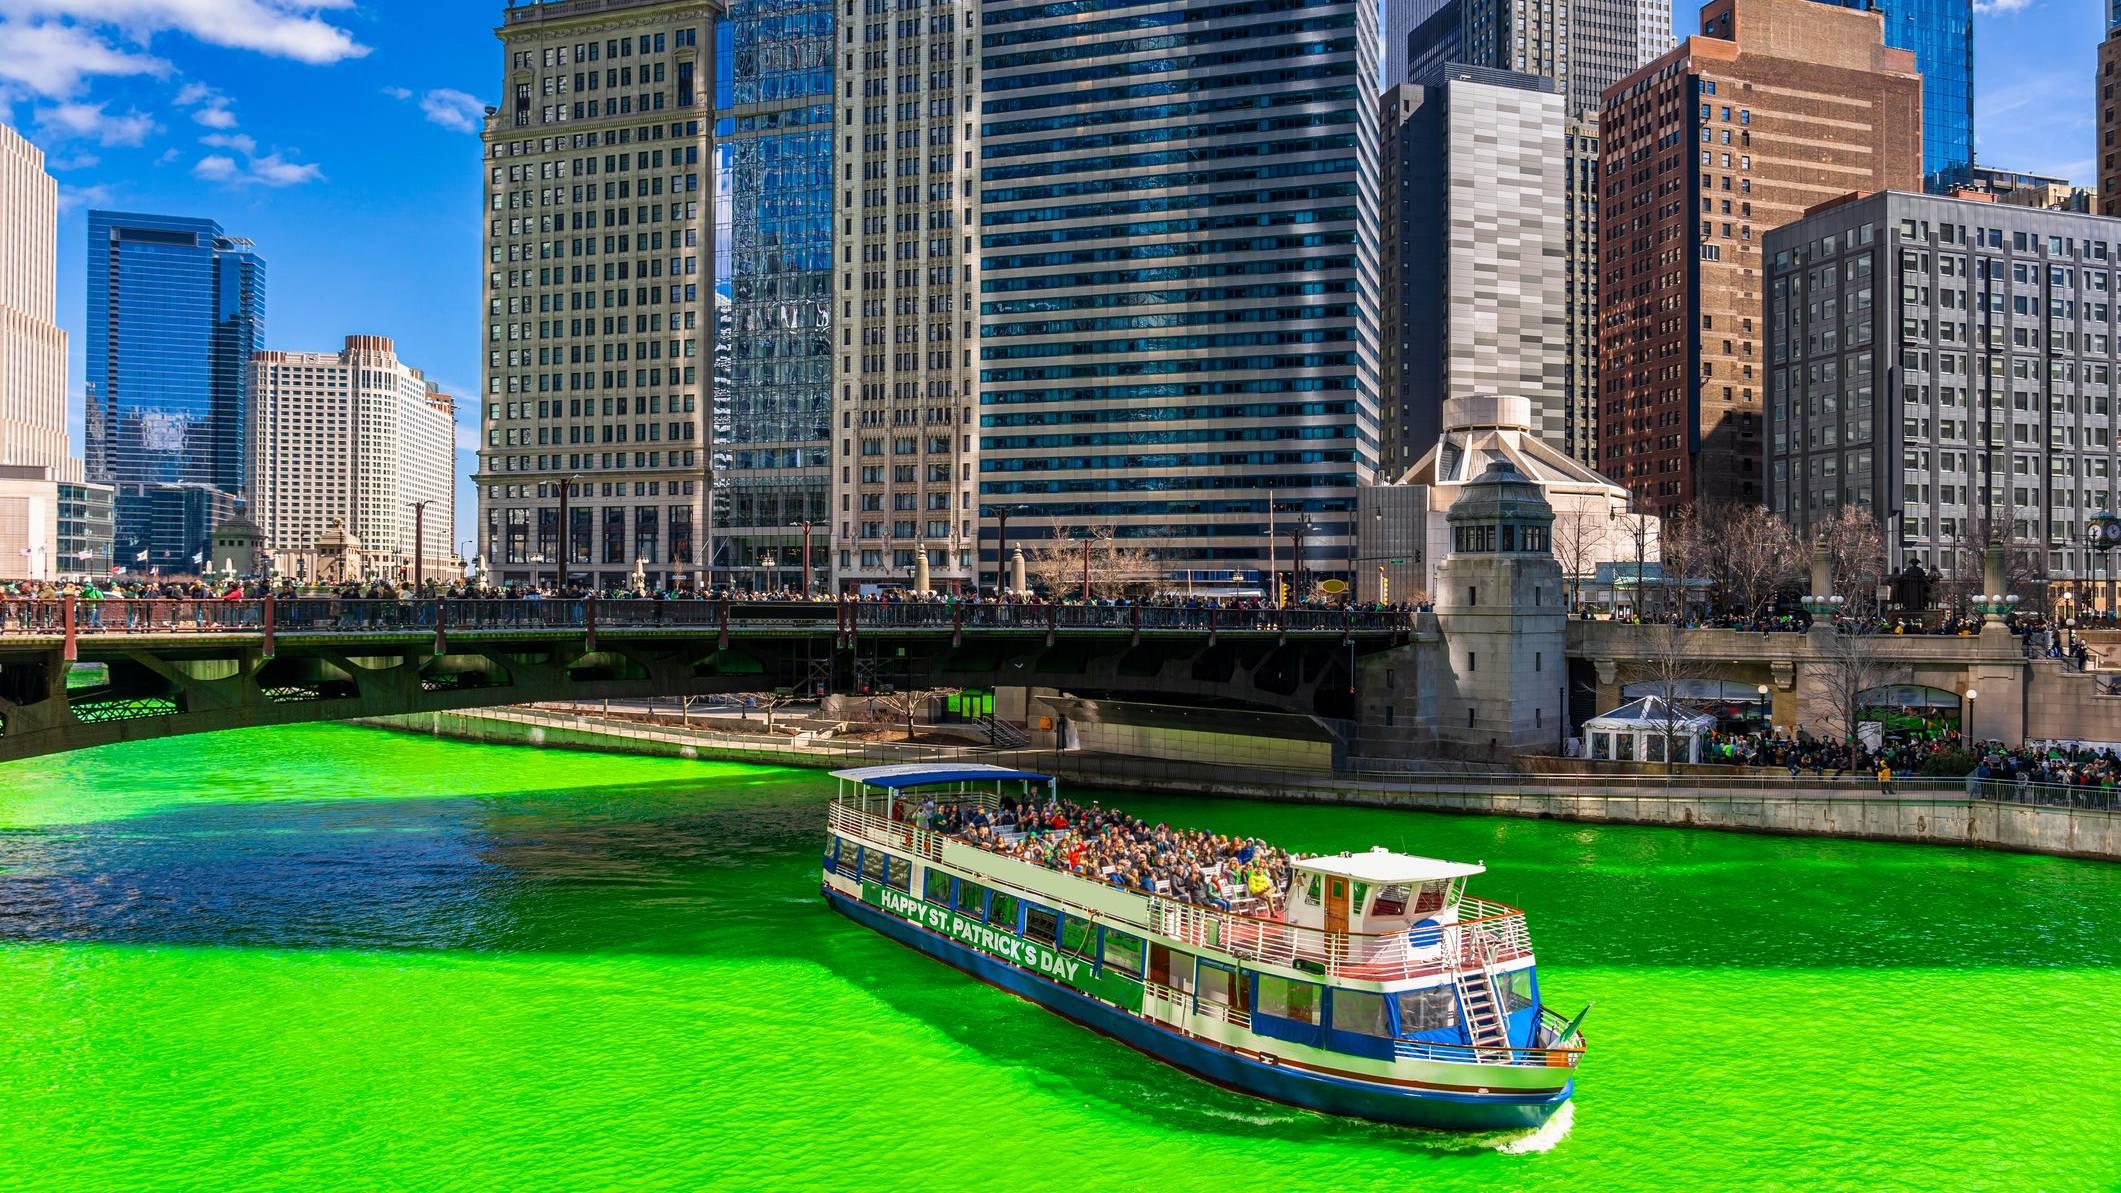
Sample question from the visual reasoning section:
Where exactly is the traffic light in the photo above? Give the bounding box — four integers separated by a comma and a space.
1277, 577, 1289, 606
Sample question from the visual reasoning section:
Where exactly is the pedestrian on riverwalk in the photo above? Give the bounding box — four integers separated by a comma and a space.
1876, 763, 1895, 796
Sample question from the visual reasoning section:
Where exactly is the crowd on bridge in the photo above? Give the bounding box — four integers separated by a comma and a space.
1698, 727, 1986, 784
1591, 608, 1999, 637
913, 795, 1293, 912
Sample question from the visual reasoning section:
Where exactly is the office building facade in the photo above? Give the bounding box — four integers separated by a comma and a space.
977, 0, 1382, 591
1768, 192, 2121, 584
1597, 0, 1920, 515
711, 0, 833, 591
2100, 19, 2121, 220
1382, 68, 1568, 469
0, 125, 69, 480
251, 336, 457, 582
85, 210, 263, 569
830, 0, 977, 591
477, 0, 714, 590
1382, 0, 1448, 89
1814, 0, 1972, 189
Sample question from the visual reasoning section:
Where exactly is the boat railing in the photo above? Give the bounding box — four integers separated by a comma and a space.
828, 800, 946, 863
1149, 897, 1531, 983
1392, 1035, 1582, 1069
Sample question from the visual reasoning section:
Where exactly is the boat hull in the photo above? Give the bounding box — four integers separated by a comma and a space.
825, 885, 1570, 1132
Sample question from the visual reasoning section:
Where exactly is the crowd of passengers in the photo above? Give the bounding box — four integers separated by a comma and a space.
912, 796, 1293, 912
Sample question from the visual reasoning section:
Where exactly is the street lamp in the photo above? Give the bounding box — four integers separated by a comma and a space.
1291, 514, 1313, 603
789, 519, 814, 596
408, 499, 433, 593
555, 474, 582, 591
1757, 683, 1771, 729
1963, 687, 1978, 738
988, 504, 1025, 596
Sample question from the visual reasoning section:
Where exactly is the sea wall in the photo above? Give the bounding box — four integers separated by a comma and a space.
360, 709, 2121, 864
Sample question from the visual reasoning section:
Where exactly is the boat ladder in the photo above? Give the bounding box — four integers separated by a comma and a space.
1453, 933, 1511, 1055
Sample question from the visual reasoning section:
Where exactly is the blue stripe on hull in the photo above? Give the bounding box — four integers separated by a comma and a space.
824, 886, 1569, 1132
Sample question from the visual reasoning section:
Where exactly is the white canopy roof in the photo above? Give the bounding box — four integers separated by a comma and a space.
1290, 847, 1484, 884
1585, 695, 1716, 731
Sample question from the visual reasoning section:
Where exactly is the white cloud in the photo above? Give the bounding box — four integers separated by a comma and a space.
419, 88, 485, 134
173, 78, 236, 127
57, 181, 111, 210
1972, 0, 2035, 12
0, 1, 370, 64
155, 146, 177, 163
35, 99, 154, 145
0, 20, 165, 97
191, 102, 235, 127
198, 130, 253, 152
47, 150, 99, 168
192, 145, 319, 186
172, 80, 215, 105
379, 84, 410, 100
244, 151, 318, 185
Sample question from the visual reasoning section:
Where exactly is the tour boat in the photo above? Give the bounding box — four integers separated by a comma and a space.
819, 764, 1586, 1131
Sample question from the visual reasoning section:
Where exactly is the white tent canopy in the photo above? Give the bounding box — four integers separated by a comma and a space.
1583, 696, 1716, 764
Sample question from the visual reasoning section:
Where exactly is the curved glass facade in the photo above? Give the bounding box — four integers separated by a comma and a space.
977, 0, 1380, 588
84, 210, 263, 567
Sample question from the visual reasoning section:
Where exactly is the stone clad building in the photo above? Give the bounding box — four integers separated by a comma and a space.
1596, 0, 1921, 515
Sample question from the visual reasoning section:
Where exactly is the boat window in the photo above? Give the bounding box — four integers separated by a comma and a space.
886, 855, 913, 892
957, 879, 990, 921
924, 866, 952, 904
1396, 987, 1459, 1034
1060, 915, 1094, 957
860, 848, 886, 882
1411, 881, 1447, 915
1024, 904, 1059, 946
1302, 874, 1322, 906
1168, 949, 1195, 997
1256, 974, 1321, 1025
823, 835, 843, 872
990, 891, 1021, 934
1372, 885, 1408, 917
1330, 989, 1392, 1038
1196, 962, 1240, 1011
1503, 968, 1535, 1012
1101, 930, 1144, 978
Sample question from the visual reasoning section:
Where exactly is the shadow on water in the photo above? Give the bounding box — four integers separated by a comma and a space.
4, 769, 2121, 973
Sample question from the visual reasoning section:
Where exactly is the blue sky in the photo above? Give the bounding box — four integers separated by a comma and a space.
0, 0, 2107, 548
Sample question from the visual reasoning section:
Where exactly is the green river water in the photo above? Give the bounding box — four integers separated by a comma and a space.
1, 725, 2117, 1191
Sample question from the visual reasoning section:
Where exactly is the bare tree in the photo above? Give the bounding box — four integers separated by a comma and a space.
1025, 526, 1161, 599
1692, 502, 1803, 620
1551, 507, 1602, 613
1816, 505, 1888, 613
1943, 505, 2049, 616
1809, 624, 1908, 753
1626, 623, 1717, 770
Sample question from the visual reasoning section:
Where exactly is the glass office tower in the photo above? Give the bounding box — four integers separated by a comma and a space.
1819, 0, 1972, 188
710, 0, 834, 590
976, 0, 1383, 593
84, 210, 263, 568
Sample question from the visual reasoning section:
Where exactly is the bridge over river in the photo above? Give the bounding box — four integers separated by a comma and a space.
0, 599, 1413, 763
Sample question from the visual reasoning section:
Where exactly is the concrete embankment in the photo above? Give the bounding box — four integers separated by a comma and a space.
360, 709, 2121, 864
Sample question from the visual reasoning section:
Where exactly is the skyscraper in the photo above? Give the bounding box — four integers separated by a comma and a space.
477, 0, 714, 591
1597, 0, 1920, 515
1382, 0, 1449, 90
0, 125, 68, 477
0, 123, 80, 582
2100, 5, 2121, 218
1381, 68, 1568, 469
976, 0, 1382, 593
831, 0, 978, 591
85, 210, 263, 569
1816, 0, 1972, 189
712, 0, 833, 591
251, 336, 457, 582
1399, 0, 1663, 468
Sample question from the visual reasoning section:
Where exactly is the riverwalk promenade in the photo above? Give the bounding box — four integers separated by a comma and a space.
363, 705, 2121, 864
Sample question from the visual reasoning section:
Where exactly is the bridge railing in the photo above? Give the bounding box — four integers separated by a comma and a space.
0, 598, 1414, 639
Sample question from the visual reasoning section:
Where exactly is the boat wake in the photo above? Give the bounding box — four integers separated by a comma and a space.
1492, 1100, 1575, 1154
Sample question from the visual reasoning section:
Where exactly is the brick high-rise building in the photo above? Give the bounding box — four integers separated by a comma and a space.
2101, 7, 2121, 219
1596, 0, 1920, 515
